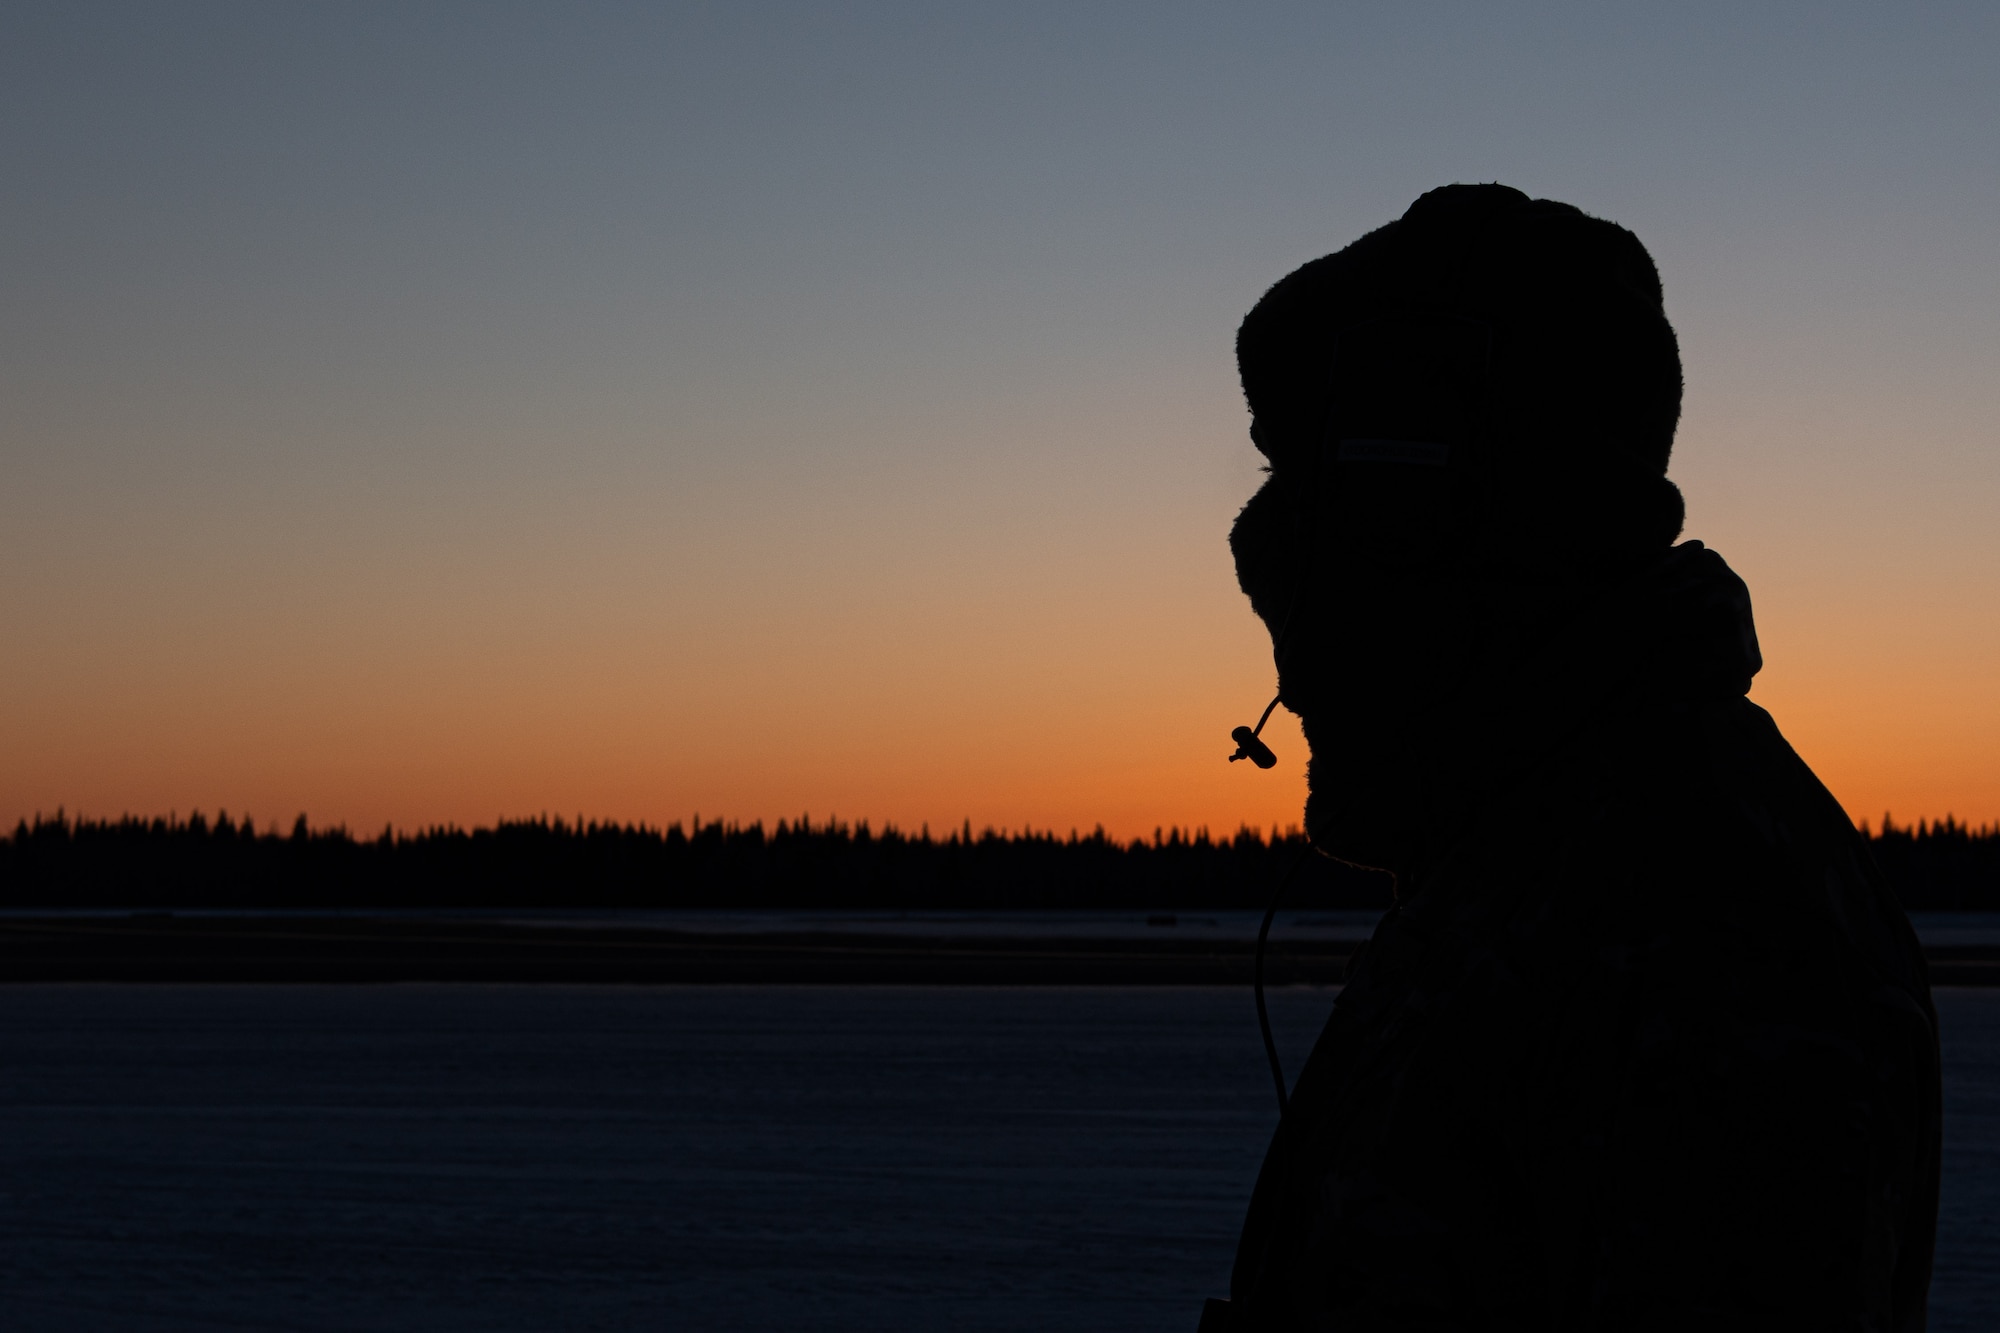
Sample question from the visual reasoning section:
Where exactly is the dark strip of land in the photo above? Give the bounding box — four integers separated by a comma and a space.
0, 915, 1342, 984
0, 915, 1994, 985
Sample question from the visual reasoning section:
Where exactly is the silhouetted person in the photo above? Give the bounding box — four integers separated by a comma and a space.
1209, 185, 1939, 1331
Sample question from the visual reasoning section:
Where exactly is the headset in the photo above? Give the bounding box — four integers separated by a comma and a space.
1228, 305, 1497, 1117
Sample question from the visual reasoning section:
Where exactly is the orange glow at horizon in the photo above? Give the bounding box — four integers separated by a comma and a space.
5, 404, 1997, 844
6, 503, 1995, 845
4, 391, 1994, 842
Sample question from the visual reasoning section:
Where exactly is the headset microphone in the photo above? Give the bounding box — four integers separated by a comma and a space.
1227, 694, 1283, 769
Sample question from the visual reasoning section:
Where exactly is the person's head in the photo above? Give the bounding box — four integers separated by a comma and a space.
1229, 184, 1685, 865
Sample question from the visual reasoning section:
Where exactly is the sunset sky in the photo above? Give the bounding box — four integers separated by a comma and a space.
5, 2, 1998, 840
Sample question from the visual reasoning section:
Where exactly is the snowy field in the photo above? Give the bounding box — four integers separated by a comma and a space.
0, 985, 1992, 1331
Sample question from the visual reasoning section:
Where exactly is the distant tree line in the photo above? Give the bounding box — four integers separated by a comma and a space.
3, 810, 1995, 911
0, 811, 1390, 910
1859, 814, 2000, 911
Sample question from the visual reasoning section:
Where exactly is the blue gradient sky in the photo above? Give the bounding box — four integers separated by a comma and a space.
5, 2, 1998, 836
